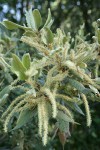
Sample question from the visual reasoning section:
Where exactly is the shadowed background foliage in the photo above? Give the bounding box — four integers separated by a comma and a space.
0, 0, 100, 150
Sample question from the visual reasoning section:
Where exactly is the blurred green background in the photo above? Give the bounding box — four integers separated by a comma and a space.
0, 0, 100, 150
0, 0, 100, 34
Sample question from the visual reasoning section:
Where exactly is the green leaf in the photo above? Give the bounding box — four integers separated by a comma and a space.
32, 9, 42, 29
41, 27, 54, 45
22, 53, 31, 70
97, 28, 100, 44
65, 102, 84, 115
0, 94, 8, 106
23, 30, 36, 37
57, 110, 74, 123
25, 8, 42, 31
67, 78, 85, 92
11, 54, 27, 80
1, 20, 29, 30
25, 8, 36, 30
56, 111, 71, 135
73, 103, 84, 115
12, 108, 34, 130
69, 70, 83, 80
0, 85, 12, 98
25, 10, 33, 29
44, 8, 53, 28
0, 85, 12, 106
66, 78, 91, 94
56, 119, 70, 133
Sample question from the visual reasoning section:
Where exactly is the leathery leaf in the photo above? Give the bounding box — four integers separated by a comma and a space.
12, 108, 34, 130
32, 9, 42, 29
22, 53, 31, 70
11, 54, 27, 80
41, 27, 54, 45
1, 20, 29, 30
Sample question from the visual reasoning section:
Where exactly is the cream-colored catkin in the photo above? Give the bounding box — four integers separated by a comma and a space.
4, 100, 26, 132
53, 82, 58, 96
45, 66, 57, 87
78, 68, 100, 89
62, 42, 69, 61
42, 101, 49, 146
43, 88, 57, 118
21, 36, 49, 56
81, 93, 92, 127
42, 117, 48, 146
38, 102, 43, 137
2, 94, 27, 118
70, 49, 75, 61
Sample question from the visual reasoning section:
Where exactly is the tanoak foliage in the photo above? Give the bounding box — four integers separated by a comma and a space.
0, 8, 100, 146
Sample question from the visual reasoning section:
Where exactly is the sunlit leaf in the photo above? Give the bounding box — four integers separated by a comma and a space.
11, 54, 27, 80
44, 8, 53, 28
1, 20, 29, 30
41, 27, 54, 44
22, 53, 31, 70
32, 9, 42, 29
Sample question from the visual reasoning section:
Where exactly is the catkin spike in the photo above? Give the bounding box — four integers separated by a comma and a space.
43, 88, 57, 118
2, 94, 27, 118
4, 99, 26, 132
62, 42, 69, 61
38, 102, 43, 137
81, 93, 92, 127
42, 100, 48, 146
21, 36, 50, 56
1, 8, 100, 148
53, 82, 58, 96
45, 66, 57, 87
